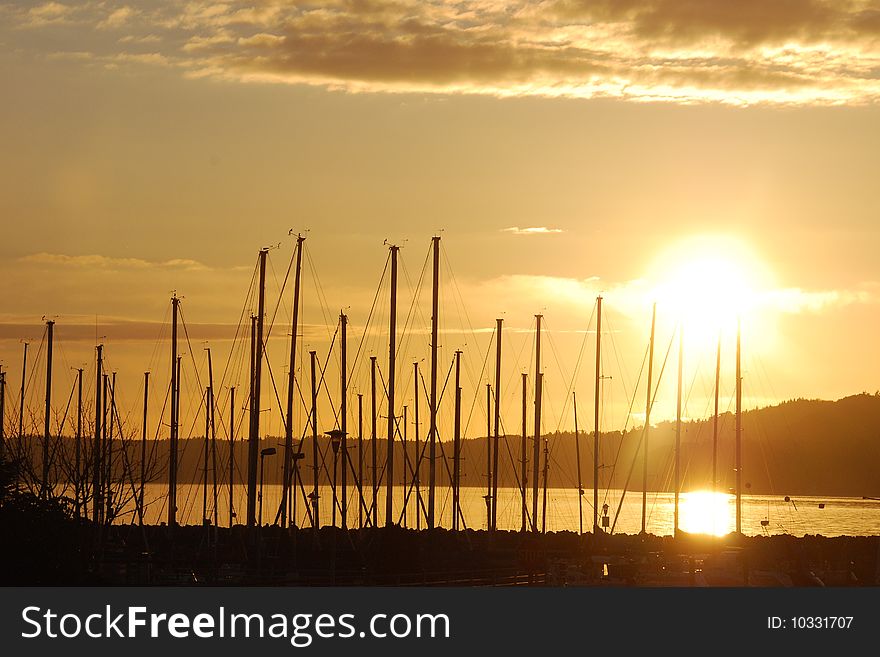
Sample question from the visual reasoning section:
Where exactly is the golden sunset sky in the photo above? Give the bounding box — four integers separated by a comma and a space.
1, 1, 878, 440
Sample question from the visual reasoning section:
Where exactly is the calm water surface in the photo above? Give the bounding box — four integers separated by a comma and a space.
124, 484, 880, 537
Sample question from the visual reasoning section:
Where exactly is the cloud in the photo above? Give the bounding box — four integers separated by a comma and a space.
502, 226, 565, 235
5, 0, 880, 104
20, 252, 209, 271
759, 287, 875, 314
22, 1, 74, 27
97, 5, 135, 30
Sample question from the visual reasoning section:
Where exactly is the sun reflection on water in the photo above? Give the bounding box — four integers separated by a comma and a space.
680, 490, 734, 536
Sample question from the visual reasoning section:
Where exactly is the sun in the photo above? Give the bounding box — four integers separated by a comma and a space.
680, 490, 733, 536
649, 236, 770, 348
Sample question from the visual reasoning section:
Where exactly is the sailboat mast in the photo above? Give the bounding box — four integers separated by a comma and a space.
428, 235, 440, 528
641, 303, 656, 534
735, 319, 742, 534
282, 234, 305, 529
452, 350, 462, 531
0, 370, 5, 463
370, 355, 377, 527
208, 349, 217, 529
310, 350, 319, 529
139, 371, 148, 526
713, 334, 721, 494
491, 318, 502, 532
485, 383, 491, 530
340, 312, 348, 530
168, 295, 179, 528
520, 372, 527, 533
413, 361, 421, 529
93, 343, 103, 523
75, 369, 83, 518
574, 391, 582, 535
674, 325, 683, 537
41, 319, 54, 499
401, 405, 407, 527
540, 402, 548, 534
593, 296, 602, 534
357, 392, 363, 529
104, 372, 112, 522
18, 341, 28, 441
247, 248, 268, 528
229, 386, 235, 528
203, 385, 209, 524
386, 245, 398, 527
532, 314, 542, 532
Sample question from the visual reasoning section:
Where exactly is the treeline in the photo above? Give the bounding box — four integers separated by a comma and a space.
10, 393, 880, 498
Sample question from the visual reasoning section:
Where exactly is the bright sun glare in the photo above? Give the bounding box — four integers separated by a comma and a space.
680, 490, 733, 537
650, 236, 769, 347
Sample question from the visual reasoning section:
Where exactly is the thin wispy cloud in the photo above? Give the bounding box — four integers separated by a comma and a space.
4, 0, 880, 105
20, 252, 209, 272
502, 226, 565, 235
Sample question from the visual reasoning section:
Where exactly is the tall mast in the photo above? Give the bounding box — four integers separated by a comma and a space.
310, 350, 319, 529
491, 318, 502, 532
520, 372, 527, 533
41, 319, 54, 498
229, 386, 235, 527
532, 314, 542, 532
674, 325, 683, 538
540, 403, 548, 534
401, 405, 407, 527
104, 373, 112, 522
340, 312, 348, 530
208, 349, 217, 529
735, 319, 742, 534
282, 234, 305, 529
0, 368, 6, 467
413, 361, 421, 529
641, 303, 656, 535
485, 383, 491, 530
139, 371, 148, 526
370, 355, 377, 527
93, 343, 103, 522
246, 315, 256, 520
593, 296, 602, 534
357, 392, 363, 529
386, 245, 398, 527
452, 350, 462, 531
168, 295, 179, 527
574, 391, 582, 536
247, 248, 268, 528
18, 341, 28, 441
203, 385, 209, 524
75, 369, 82, 518
427, 235, 440, 528
713, 334, 721, 494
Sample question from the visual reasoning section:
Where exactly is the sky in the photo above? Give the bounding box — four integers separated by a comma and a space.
1, 0, 879, 444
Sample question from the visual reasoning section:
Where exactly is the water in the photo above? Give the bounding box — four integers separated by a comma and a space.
123, 484, 880, 537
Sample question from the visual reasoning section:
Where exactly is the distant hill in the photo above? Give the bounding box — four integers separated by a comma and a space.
22, 393, 880, 498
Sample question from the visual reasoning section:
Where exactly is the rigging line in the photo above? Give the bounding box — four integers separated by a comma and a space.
554, 303, 598, 433
395, 242, 431, 364
605, 309, 634, 414
463, 322, 494, 436
347, 251, 390, 384
440, 242, 485, 374
211, 259, 259, 418
264, 246, 295, 344
601, 343, 648, 510
610, 324, 677, 534
304, 244, 335, 343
